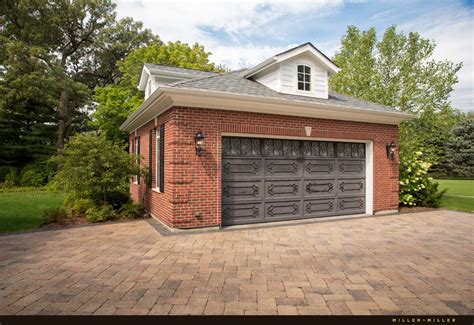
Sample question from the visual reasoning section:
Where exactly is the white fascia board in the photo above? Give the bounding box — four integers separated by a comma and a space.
242, 44, 339, 79
276, 44, 339, 74
240, 57, 278, 78
121, 87, 415, 133
137, 66, 151, 91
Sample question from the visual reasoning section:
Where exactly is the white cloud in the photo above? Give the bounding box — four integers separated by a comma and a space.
398, 4, 474, 112
114, 0, 342, 69
114, 1, 473, 112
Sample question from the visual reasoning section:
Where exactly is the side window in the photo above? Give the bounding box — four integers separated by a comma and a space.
297, 65, 311, 91
148, 129, 153, 187
155, 124, 165, 192
136, 136, 140, 184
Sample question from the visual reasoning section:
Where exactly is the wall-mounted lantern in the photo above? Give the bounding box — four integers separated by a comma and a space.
195, 131, 205, 156
386, 141, 396, 160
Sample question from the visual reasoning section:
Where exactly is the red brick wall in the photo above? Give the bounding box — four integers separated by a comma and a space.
130, 106, 399, 229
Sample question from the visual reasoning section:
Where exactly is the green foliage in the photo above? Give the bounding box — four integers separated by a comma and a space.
399, 151, 446, 207
53, 132, 141, 205
330, 25, 462, 163
86, 204, 117, 223
0, 0, 158, 162
92, 41, 226, 143
71, 199, 96, 216
19, 169, 46, 187
445, 118, 474, 177
42, 207, 69, 225
0, 166, 14, 182
4, 169, 19, 187
92, 189, 131, 210
118, 203, 145, 219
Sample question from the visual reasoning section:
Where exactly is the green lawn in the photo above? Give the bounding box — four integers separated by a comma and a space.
435, 179, 474, 213
0, 189, 65, 233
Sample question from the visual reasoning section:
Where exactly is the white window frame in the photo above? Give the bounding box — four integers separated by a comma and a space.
133, 137, 139, 184
297, 64, 311, 91
154, 129, 162, 192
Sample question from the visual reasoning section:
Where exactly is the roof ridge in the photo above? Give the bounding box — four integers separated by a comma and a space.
167, 69, 246, 87
145, 63, 219, 74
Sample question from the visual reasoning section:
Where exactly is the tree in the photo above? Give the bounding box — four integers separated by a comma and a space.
330, 25, 462, 163
53, 132, 140, 203
446, 118, 474, 177
0, 0, 158, 153
0, 38, 59, 166
92, 41, 225, 143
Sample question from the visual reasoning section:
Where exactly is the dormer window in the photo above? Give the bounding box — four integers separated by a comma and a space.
297, 65, 311, 91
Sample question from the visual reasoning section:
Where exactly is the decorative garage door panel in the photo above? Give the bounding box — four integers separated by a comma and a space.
222, 137, 366, 226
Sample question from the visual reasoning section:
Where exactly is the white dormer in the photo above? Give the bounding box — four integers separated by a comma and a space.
241, 43, 339, 99
138, 64, 218, 100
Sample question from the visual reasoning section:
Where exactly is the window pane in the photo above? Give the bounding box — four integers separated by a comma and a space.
156, 132, 160, 189
305, 66, 310, 74
305, 83, 311, 91
298, 82, 304, 90
304, 74, 310, 82
297, 65, 304, 73
297, 74, 303, 81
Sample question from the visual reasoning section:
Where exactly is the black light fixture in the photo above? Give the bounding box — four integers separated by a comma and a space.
386, 141, 396, 160
195, 131, 205, 156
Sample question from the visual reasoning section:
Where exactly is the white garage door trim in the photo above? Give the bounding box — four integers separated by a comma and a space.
221, 132, 374, 216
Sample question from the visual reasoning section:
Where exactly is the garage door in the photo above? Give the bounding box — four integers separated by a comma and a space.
221, 137, 366, 226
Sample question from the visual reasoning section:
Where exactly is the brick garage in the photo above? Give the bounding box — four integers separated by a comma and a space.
129, 106, 400, 229
123, 43, 412, 229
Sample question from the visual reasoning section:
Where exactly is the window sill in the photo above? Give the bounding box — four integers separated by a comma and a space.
152, 188, 162, 193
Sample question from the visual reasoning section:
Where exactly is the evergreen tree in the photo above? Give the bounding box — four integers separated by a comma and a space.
446, 118, 474, 177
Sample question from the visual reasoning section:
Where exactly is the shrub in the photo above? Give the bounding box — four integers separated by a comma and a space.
0, 166, 12, 182
92, 189, 130, 209
53, 132, 142, 206
4, 169, 19, 187
71, 198, 96, 216
399, 151, 446, 207
20, 169, 46, 187
43, 207, 69, 225
86, 204, 117, 223
119, 203, 145, 219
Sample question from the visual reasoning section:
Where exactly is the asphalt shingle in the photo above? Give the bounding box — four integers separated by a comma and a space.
165, 69, 400, 113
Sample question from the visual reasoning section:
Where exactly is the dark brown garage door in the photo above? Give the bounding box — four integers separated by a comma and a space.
221, 137, 366, 226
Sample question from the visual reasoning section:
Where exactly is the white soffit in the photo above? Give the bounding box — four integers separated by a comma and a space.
120, 87, 414, 132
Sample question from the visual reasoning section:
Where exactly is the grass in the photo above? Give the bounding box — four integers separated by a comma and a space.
0, 188, 65, 233
435, 179, 474, 213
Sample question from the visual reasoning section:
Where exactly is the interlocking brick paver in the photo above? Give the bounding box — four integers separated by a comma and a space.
0, 210, 472, 315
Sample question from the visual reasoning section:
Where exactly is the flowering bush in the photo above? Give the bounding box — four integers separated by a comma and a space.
399, 151, 445, 207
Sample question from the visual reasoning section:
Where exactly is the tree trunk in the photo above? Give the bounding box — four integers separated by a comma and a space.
57, 53, 69, 151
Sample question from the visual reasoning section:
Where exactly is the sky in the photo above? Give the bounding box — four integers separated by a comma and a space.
115, 0, 474, 112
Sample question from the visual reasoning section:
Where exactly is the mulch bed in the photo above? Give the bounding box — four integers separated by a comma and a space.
399, 206, 437, 214
40, 215, 150, 231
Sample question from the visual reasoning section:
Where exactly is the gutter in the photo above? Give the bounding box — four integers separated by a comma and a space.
120, 87, 415, 132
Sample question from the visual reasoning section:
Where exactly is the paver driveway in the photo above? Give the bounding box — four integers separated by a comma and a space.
0, 210, 472, 315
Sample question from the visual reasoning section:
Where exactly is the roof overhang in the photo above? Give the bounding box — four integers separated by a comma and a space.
120, 87, 415, 133
137, 66, 210, 91
241, 43, 340, 79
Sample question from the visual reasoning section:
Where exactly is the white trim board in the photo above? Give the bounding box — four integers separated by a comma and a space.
220, 132, 374, 218
121, 87, 414, 133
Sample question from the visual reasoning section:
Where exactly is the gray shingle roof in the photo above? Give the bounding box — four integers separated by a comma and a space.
144, 63, 219, 78
166, 69, 400, 113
